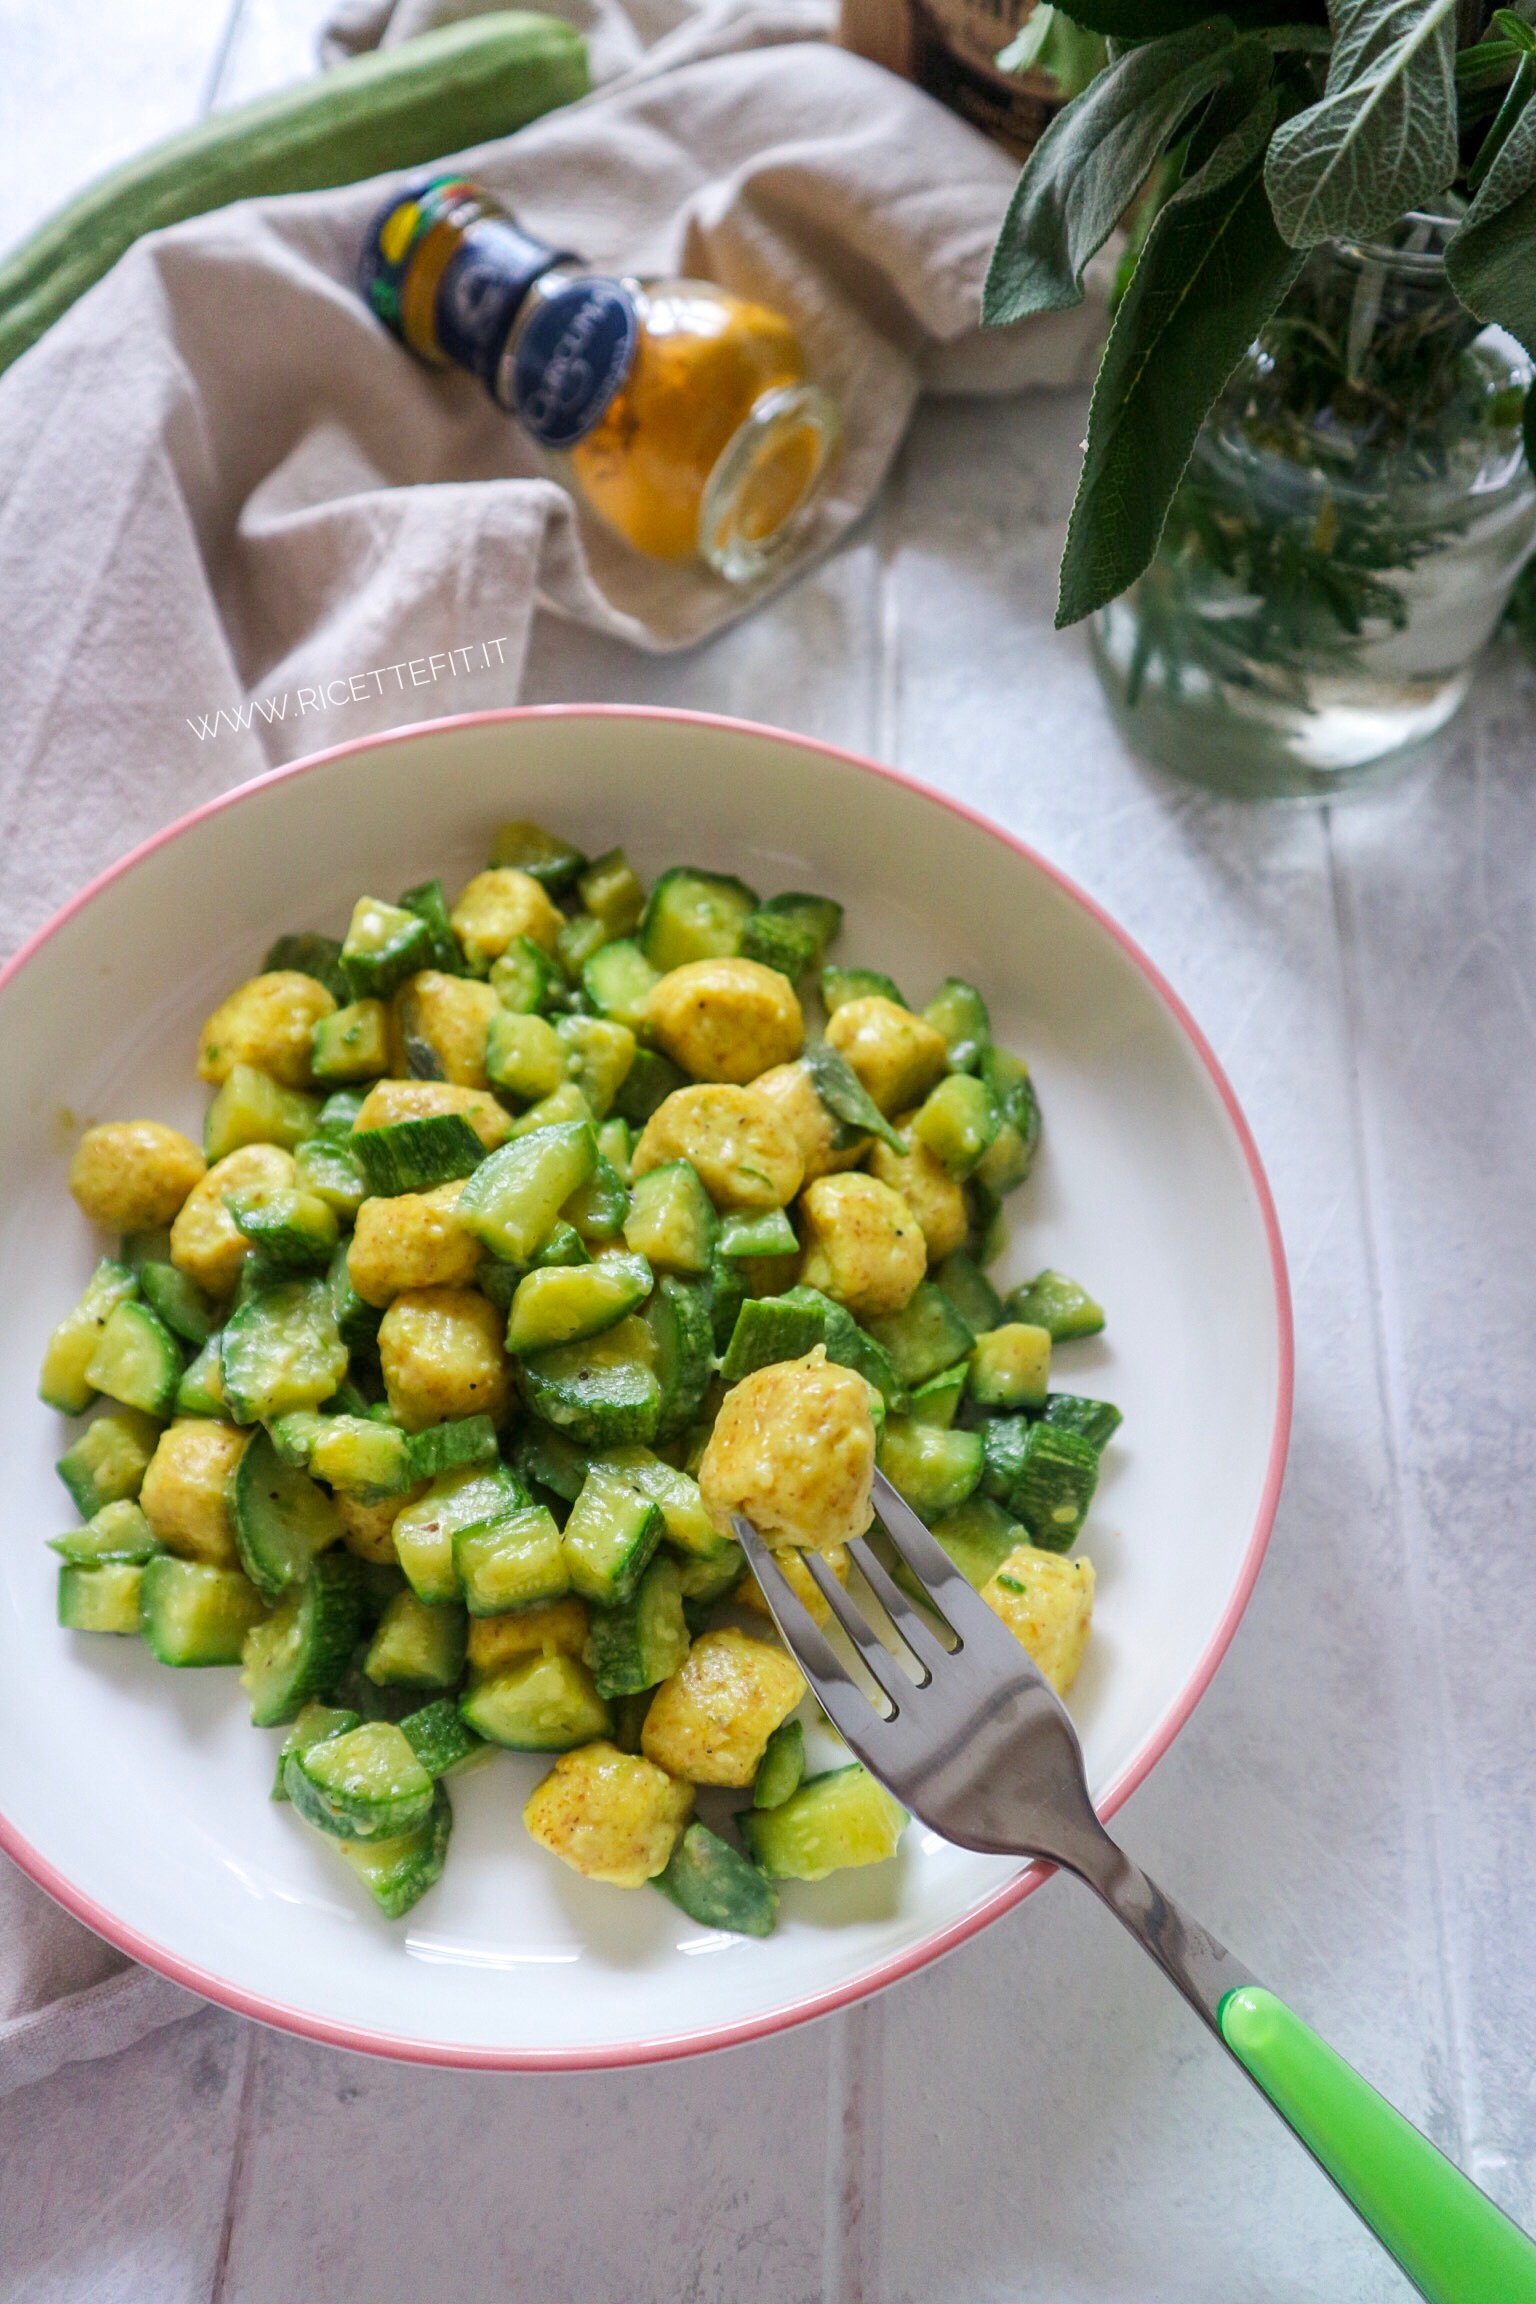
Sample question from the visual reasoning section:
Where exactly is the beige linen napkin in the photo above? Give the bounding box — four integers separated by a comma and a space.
0, 0, 1105, 2091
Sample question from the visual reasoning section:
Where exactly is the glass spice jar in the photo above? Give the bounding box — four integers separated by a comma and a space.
361, 175, 840, 585
1092, 212, 1536, 799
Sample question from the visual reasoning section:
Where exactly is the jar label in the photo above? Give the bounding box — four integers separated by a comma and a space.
436, 218, 560, 386
504, 278, 638, 448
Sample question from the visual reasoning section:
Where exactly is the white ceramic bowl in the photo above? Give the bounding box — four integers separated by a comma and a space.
0, 708, 1291, 2069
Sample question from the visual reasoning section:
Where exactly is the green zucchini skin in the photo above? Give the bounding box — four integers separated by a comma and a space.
656, 1821, 778, 1937
0, 15, 590, 377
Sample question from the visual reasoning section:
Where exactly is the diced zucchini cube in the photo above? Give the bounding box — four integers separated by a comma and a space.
933, 1248, 1003, 1335
758, 890, 843, 964
142, 1556, 268, 1667
583, 1555, 689, 1698
57, 1559, 145, 1634
1043, 1393, 1123, 1450
911, 1073, 1001, 1179
488, 819, 586, 892
716, 1208, 798, 1260
83, 1300, 183, 1418
490, 933, 561, 1014
752, 1717, 805, 1810
517, 1315, 662, 1450
39, 1260, 140, 1415
174, 1332, 228, 1418
877, 1417, 983, 1519
461, 1651, 611, 1749
925, 1491, 1019, 1591
639, 867, 758, 972
1009, 1424, 1100, 1551
310, 1415, 413, 1500
226, 1183, 339, 1272
221, 1278, 348, 1426
398, 878, 464, 973
595, 1446, 722, 1559
340, 896, 432, 1001
456, 1121, 598, 1264
906, 1363, 968, 1428
294, 1135, 368, 1220
578, 848, 646, 936
741, 1765, 907, 1880
334, 1784, 452, 1918
352, 1113, 486, 1197
513, 1424, 589, 1504
506, 1254, 652, 1356
968, 1322, 1051, 1410
56, 1405, 162, 1517
203, 1065, 320, 1164
264, 932, 347, 1002
365, 1590, 468, 1688
739, 907, 816, 983
138, 1261, 218, 1346
392, 1462, 521, 1604
485, 1009, 566, 1103
271, 1700, 361, 1799
656, 1820, 777, 1935
645, 1275, 716, 1441
556, 1015, 636, 1120
921, 976, 991, 1072
50, 1498, 161, 1567
864, 1280, 975, 1390
557, 912, 607, 980
311, 999, 390, 1084
562, 1465, 664, 1605
973, 1121, 1033, 1199
583, 939, 660, 1034
267, 1409, 325, 1468
820, 965, 905, 1013
239, 1553, 366, 1724
229, 1428, 345, 1599
455, 1504, 569, 1616
613, 1047, 688, 1127
400, 1698, 481, 1777
404, 1415, 499, 1482
1006, 1269, 1105, 1340
285, 1720, 435, 1840
561, 1153, 630, 1243
623, 1161, 717, 1276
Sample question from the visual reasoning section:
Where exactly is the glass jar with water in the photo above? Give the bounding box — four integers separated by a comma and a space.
1092, 212, 1536, 799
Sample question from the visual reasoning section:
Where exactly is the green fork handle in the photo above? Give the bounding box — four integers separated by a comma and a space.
1219, 1987, 1536, 2302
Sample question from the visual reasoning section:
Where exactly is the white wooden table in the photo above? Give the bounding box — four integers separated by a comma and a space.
4, 8, 1534, 2298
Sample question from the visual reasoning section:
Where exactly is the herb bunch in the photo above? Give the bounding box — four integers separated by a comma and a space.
984, 0, 1536, 628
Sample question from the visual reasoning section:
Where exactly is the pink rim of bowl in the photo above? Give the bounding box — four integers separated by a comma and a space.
0, 705, 1294, 2072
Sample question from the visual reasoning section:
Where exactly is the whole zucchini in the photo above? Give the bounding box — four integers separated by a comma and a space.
0, 12, 588, 377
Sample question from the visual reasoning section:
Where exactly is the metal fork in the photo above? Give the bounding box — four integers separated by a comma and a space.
734, 1472, 1536, 2304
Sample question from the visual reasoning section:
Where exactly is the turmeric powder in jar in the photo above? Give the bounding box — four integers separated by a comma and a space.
361, 178, 839, 583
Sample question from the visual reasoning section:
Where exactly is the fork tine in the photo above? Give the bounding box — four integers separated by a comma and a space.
870, 1471, 1020, 1655
731, 1519, 890, 1748
845, 1536, 952, 1676
802, 1551, 909, 1707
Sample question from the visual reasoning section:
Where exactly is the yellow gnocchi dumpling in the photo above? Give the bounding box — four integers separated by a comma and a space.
523, 1740, 693, 1886
797, 1171, 925, 1320
334, 1481, 429, 1566
450, 868, 563, 970
752, 1061, 867, 1184
393, 971, 500, 1089
69, 1120, 206, 1232
377, 1284, 511, 1431
468, 1596, 592, 1675
347, 1182, 484, 1308
645, 958, 803, 1085
825, 996, 948, 1117
139, 1419, 250, 1568
632, 1084, 804, 1211
169, 1142, 296, 1298
351, 1077, 512, 1151
198, 971, 335, 1089
866, 1115, 968, 1264
698, 1347, 877, 1552
981, 1544, 1095, 1695
641, 1627, 805, 1787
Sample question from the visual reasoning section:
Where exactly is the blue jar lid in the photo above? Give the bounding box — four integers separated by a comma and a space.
502, 276, 640, 446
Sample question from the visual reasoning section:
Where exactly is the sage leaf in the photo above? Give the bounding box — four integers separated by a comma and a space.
1444, 86, 1536, 354
1263, 0, 1458, 245
1056, 91, 1306, 627
985, 22, 1264, 322
803, 1043, 906, 1156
